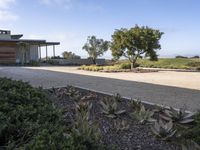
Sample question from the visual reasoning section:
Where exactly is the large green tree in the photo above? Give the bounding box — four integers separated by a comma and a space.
82, 36, 110, 64
110, 25, 164, 69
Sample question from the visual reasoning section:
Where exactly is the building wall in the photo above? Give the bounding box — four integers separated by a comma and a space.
0, 34, 11, 40
29, 45, 38, 61
0, 42, 16, 64
15, 45, 39, 63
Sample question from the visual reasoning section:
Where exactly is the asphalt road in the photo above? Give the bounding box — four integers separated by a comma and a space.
0, 66, 199, 112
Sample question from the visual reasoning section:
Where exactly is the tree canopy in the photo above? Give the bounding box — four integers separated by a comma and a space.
110, 25, 163, 69
62, 51, 81, 59
82, 36, 110, 64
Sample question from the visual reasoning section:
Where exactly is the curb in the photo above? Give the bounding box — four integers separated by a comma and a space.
45, 85, 194, 114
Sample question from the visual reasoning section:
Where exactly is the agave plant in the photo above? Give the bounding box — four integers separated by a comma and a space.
73, 101, 101, 145
66, 86, 82, 102
80, 92, 97, 102
160, 107, 194, 125
100, 97, 126, 118
75, 101, 93, 120
53, 87, 68, 99
151, 120, 177, 140
181, 140, 200, 150
132, 105, 155, 124
129, 99, 143, 112
153, 104, 167, 114
112, 93, 122, 102
113, 119, 129, 131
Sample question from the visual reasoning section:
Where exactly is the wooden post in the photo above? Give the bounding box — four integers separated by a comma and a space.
46, 45, 48, 60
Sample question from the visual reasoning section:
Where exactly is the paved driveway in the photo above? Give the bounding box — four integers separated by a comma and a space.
0, 66, 200, 112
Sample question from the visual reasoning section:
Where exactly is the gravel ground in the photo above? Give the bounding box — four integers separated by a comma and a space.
0, 66, 200, 111
51, 87, 180, 150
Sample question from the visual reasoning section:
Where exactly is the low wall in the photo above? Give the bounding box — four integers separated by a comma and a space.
52, 59, 105, 65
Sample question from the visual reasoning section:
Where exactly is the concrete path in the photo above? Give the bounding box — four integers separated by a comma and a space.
0, 66, 200, 111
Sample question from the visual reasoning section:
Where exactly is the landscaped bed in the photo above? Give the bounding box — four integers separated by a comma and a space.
79, 65, 159, 73
0, 78, 200, 150
79, 58, 200, 72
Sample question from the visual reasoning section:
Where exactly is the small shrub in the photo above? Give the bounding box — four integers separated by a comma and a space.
47, 59, 59, 65
28, 60, 40, 66
118, 63, 131, 69
187, 62, 200, 67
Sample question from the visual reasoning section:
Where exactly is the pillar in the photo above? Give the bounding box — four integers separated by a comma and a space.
45, 45, 48, 60
53, 45, 55, 57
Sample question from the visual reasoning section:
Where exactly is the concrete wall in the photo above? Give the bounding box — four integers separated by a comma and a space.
52, 59, 105, 65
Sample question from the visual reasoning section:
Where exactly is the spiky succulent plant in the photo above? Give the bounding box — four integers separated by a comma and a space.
100, 97, 126, 118
160, 107, 194, 125
73, 101, 101, 145
80, 92, 97, 102
129, 99, 143, 112
181, 140, 200, 150
66, 86, 81, 102
112, 93, 122, 102
113, 119, 129, 131
151, 120, 177, 140
132, 105, 155, 124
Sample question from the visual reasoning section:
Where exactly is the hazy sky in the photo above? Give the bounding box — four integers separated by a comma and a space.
0, 0, 200, 58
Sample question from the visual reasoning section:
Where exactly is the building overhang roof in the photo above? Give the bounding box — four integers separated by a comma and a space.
11, 34, 23, 39
0, 39, 60, 46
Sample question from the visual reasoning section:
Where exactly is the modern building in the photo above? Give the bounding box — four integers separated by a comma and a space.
0, 29, 60, 64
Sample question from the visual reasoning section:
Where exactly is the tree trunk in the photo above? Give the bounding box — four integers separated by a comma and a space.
130, 55, 139, 70
131, 62, 134, 70
92, 58, 96, 65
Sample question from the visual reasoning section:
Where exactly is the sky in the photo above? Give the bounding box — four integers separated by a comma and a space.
0, 0, 200, 58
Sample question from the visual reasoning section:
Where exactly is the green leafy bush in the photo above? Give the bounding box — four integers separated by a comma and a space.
183, 113, 200, 145
0, 78, 69, 149
187, 61, 200, 67
0, 78, 106, 149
